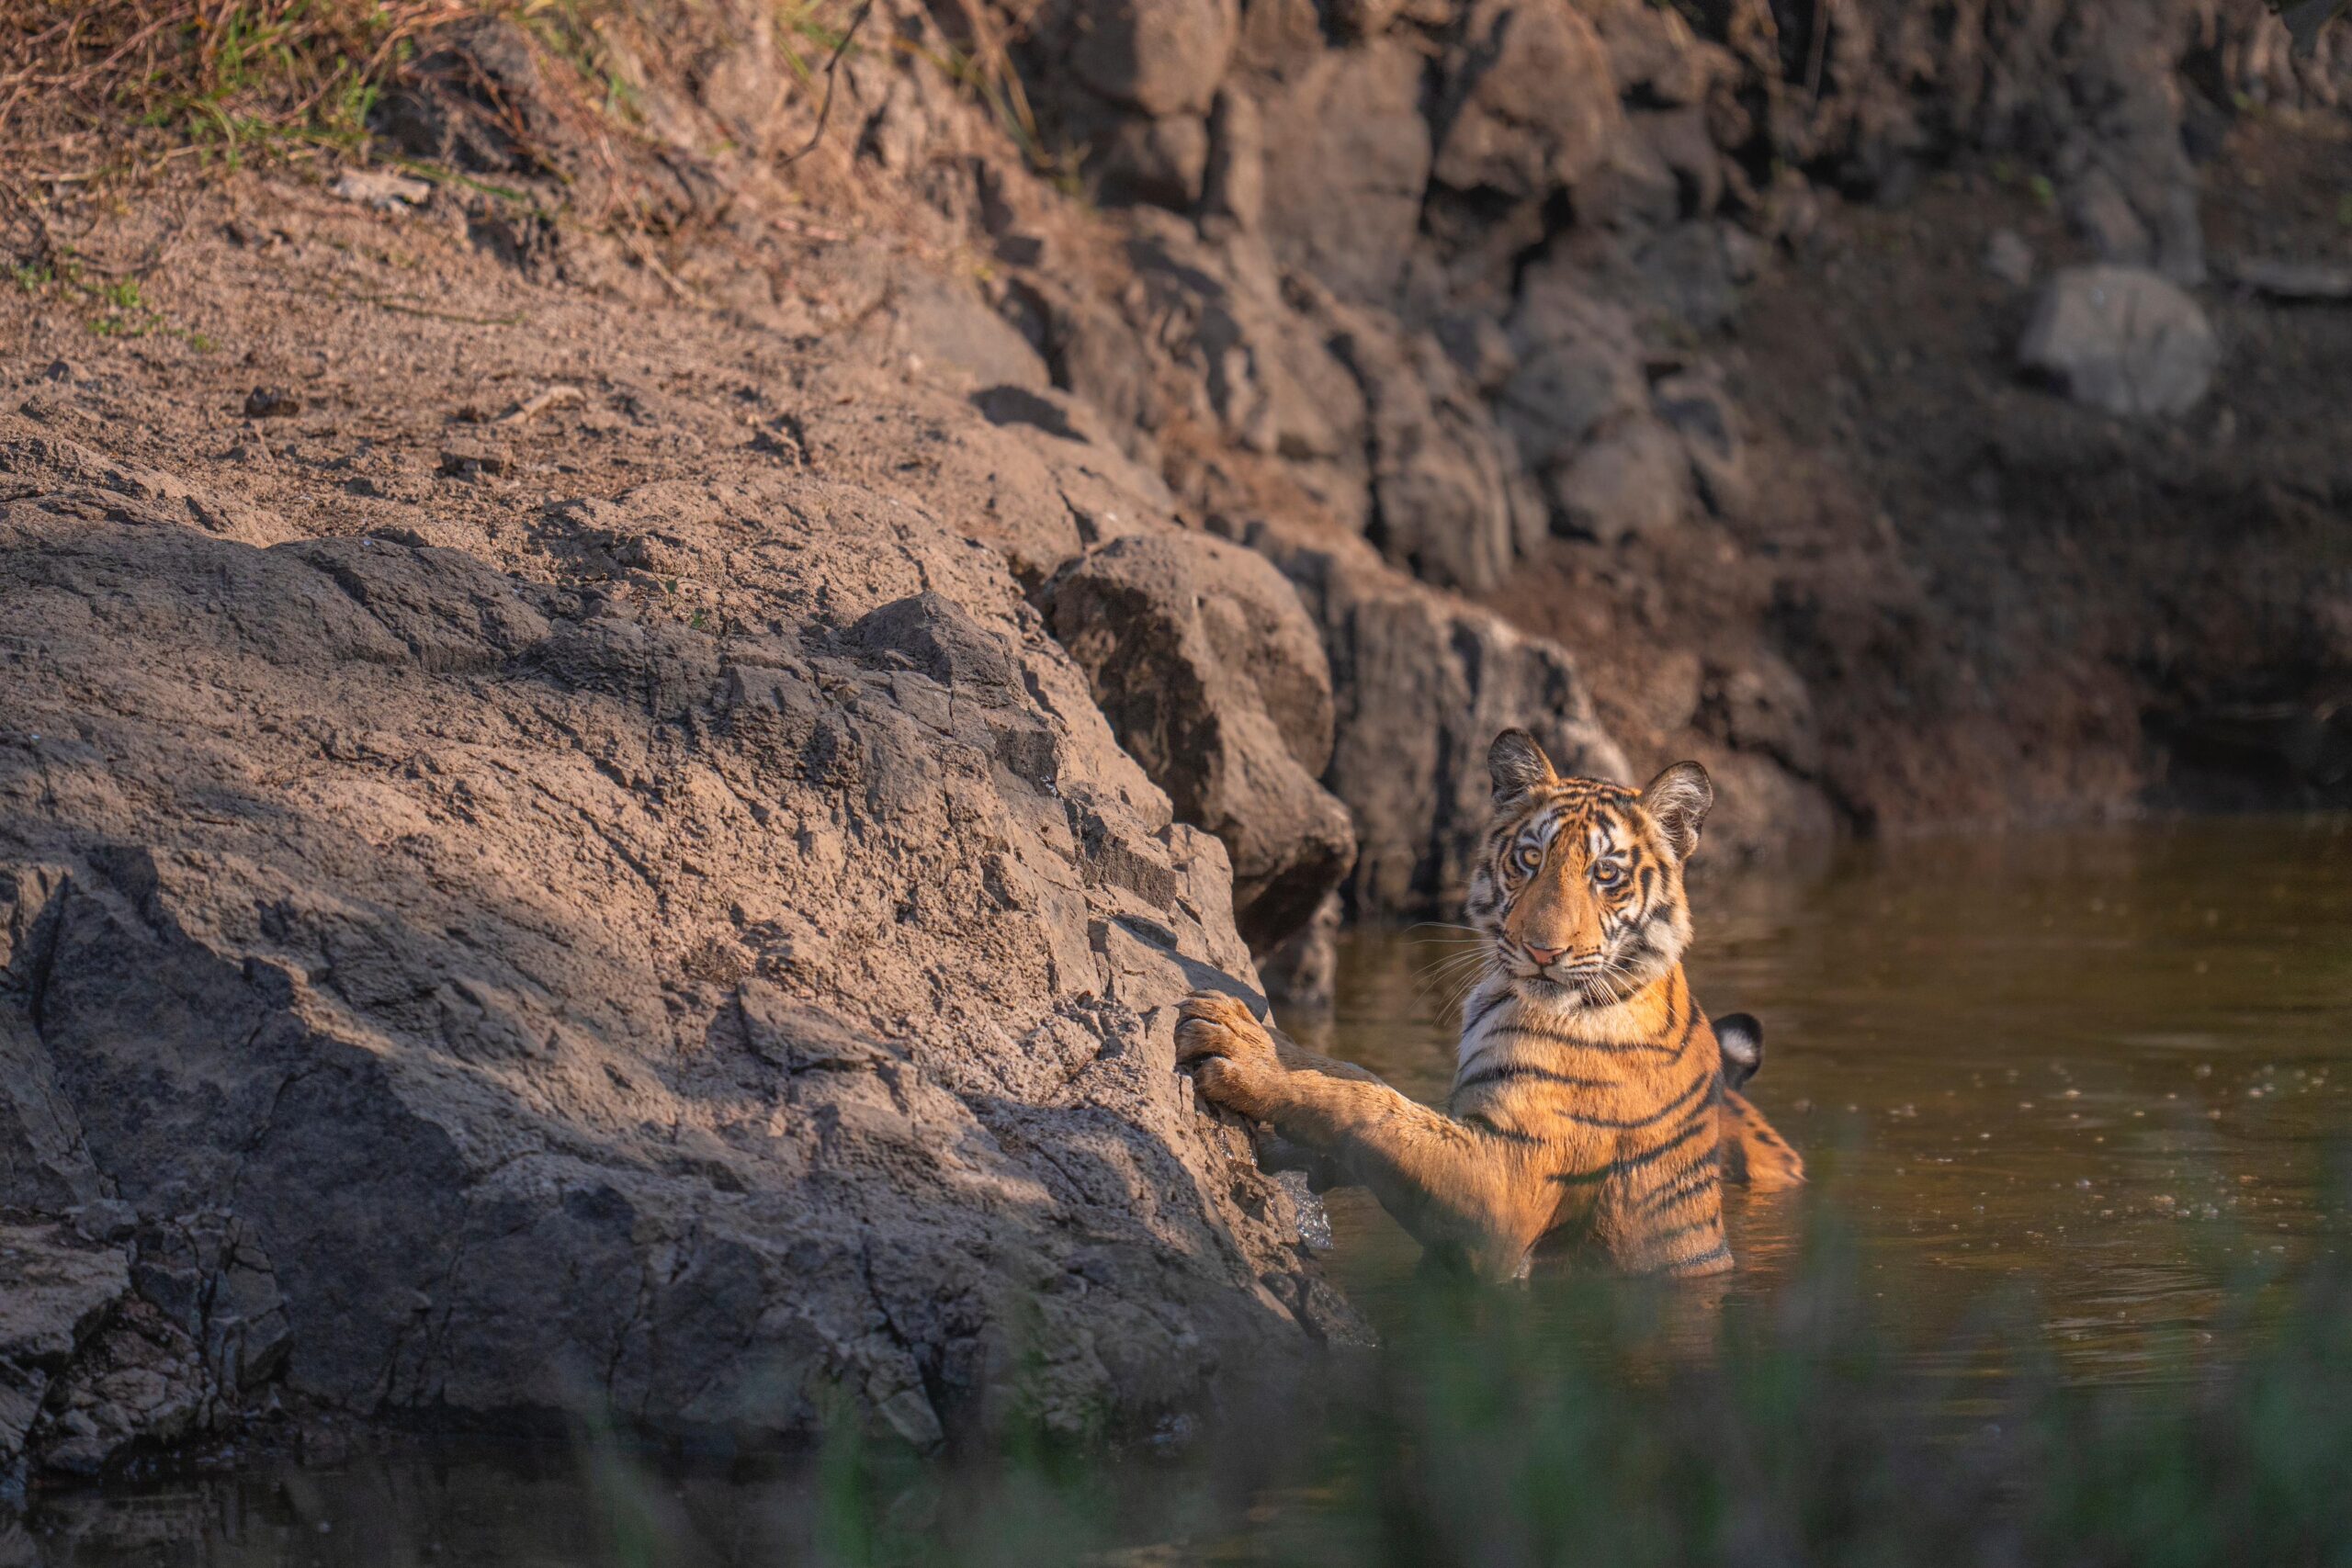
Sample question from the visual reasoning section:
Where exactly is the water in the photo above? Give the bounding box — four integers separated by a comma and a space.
15, 817, 2352, 1563
1294, 814, 2352, 1387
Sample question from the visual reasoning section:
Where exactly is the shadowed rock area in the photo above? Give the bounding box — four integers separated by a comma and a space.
0, 454, 1358, 1475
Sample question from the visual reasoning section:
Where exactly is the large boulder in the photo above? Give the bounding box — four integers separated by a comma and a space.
1432, 0, 1623, 205
2018, 265, 2219, 418
1043, 533, 1357, 953
0, 460, 1357, 1464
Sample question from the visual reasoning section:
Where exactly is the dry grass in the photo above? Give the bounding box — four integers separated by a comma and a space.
0, 1, 512, 169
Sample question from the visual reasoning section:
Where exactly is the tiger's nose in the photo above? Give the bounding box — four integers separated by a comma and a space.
1524, 943, 1566, 966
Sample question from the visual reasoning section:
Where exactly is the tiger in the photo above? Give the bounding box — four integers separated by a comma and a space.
1177, 728, 1803, 1280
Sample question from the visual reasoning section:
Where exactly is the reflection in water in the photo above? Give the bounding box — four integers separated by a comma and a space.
15, 817, 2352, 1564
1293, 815, 2352, 1385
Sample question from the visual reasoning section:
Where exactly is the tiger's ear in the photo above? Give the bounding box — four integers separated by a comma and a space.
1488, 728, 1557, 804
1641, 761, 1713, 861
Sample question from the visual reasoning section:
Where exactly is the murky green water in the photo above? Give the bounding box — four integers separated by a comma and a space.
16, 817, 2352, 1564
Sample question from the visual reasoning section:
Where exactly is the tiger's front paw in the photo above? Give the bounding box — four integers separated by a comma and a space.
1176, 992, 1279, 1072
1176, 992, 1280, 1116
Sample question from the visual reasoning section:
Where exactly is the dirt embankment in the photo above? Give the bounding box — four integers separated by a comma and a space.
1, 0, 2349, 1483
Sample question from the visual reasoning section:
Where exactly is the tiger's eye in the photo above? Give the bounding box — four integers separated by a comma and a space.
1513, 843, 1544, 874
1593, 861, 1625, 890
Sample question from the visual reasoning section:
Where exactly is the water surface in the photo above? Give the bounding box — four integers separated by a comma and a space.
1294, 814, 2352, 1387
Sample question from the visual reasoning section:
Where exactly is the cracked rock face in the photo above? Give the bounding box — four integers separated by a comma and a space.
0, 462, 1358, 1462
1044, 531, 1357, 953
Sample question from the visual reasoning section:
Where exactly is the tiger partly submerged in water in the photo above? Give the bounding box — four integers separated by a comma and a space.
1178, 728, 1803, 1280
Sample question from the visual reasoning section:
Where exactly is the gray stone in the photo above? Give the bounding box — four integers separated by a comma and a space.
1203, 87, 1264, 230
1433, 0, 1622, 204
0, 1224, 127, 1368
1044, 533, 1355, 951
1258, 39, 1432, 301
1091, 114, 1211, 210
0, 462, 1356, 1462
2018, 265, 2219, 418
1067, 0, 1237, 118
1985, 229, 2036, 288
1330, 316, 1526, 592
1545, 418, 1692, 545
1651, 370, 1749, 518
1257, 891, 1340, 1009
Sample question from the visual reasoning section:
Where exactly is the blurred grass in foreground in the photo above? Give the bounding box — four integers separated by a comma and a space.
566, 1201, 2352, 1568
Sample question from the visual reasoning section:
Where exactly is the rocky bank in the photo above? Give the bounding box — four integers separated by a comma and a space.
2, 0, 2349, 1483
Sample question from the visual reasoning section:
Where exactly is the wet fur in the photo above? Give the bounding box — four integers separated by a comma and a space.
1180, 731, 1803, 1280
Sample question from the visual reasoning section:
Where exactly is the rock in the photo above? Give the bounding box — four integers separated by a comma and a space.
0, 1224, 128, 1368
2018, 265, 2219, 418
2224, 256, 2352, 301
1632, 222, 1754, 334
1585, 127, 1684, 231
328, 169, 434, 211
1497, 285, 1646, 468
1257, 39, 1431, 300
1262, 533, 1630, 916
243, 387, 300, 420
1202, 87, 1265, 230
1329, 0, 1401, 36
378, 17, 565, 176
36, 1300, 214, 1477
0, 1359, 43, 1466
1650, 369, 1749, 518
2, 874, 102, 1213
788, 364, 1168, 590
437, 442, 509, 479
1545, 418, 1691, 545
877, 276, 1051, 391
1632, 107, 1724, 219
1985, 229, 2036, 288
0, 434, 299, 547
1434, 312, 1516, 394
67, 1201, 137, 1245
1699, 652, 1823, 779
0, 467, 1358, 1458
1330, 315, 1531, 592
1066, 0, 1237, 118
1432, 0, 1622, 205
131, 1214, 292, 1397
1043, 532, 1356, 952
1124, 219, 1365, 465
1091, 114, 1211, 209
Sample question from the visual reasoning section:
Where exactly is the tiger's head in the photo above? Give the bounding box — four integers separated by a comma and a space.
1464, 728, 1714, 1008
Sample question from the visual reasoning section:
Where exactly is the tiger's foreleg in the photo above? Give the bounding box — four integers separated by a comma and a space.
1177, 993, 1555, 1278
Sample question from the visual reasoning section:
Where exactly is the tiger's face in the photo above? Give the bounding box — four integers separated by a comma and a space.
1464, 729, 1713, 1008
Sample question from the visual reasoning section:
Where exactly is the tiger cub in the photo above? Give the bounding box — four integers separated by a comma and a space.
1178, 728, 1803, 1280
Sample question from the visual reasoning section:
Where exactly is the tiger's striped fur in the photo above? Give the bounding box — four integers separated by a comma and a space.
1178, 728, 1803, 1280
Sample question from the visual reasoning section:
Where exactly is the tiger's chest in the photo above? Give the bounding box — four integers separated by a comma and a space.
1447, 976, 1717, 1168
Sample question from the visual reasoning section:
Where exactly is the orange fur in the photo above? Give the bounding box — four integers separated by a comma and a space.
1181, 729, 1804, 1280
